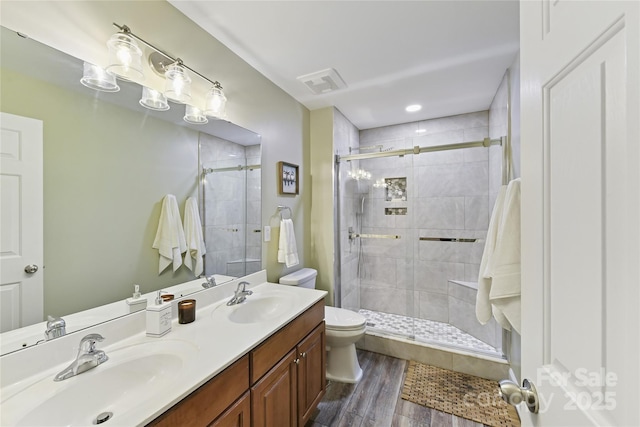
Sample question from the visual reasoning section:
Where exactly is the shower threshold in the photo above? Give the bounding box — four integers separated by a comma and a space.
358, 309, 504, 359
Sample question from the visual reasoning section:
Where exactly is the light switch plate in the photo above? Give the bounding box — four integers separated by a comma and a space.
264, 226, 271, 242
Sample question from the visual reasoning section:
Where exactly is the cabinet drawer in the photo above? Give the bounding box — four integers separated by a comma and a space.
148, 355, 249, 427
250, 300, 324, 384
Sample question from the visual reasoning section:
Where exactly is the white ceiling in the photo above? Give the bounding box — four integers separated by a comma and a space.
169, 0, 519, 130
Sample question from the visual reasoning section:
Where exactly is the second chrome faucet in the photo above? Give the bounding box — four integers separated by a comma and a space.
227, 281, 252, 306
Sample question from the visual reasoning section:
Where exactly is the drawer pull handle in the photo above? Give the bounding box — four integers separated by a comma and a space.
300, 352, 307, 358
294, 358, 300, 365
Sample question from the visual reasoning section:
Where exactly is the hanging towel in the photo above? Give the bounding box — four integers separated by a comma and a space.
152, 194, 187, 274
483, 178, 522, 334
277, 218, 299, 268
183, 197, 206, 277
476, 185, 508, 325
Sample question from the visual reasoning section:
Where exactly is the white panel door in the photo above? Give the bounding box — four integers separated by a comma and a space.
520, 1, 639, 426
0, 112, 44, 331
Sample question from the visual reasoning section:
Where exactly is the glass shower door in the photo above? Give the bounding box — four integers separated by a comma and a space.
338, 141, 417, 340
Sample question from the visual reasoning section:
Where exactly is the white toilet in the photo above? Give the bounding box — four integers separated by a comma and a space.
279, 268, 366, 383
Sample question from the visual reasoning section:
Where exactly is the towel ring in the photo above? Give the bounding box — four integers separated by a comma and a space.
276, 205, 292, 219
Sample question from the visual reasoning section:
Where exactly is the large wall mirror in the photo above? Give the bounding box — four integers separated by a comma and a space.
0, 26, 261, 354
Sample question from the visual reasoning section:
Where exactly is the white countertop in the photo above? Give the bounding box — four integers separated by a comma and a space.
0, 271, 327, 426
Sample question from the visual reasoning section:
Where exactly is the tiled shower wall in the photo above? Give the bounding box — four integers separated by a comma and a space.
200, 133, 262, 277
354, 111, 492, 323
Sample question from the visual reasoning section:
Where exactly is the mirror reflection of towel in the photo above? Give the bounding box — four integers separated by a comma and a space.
278, 219, 299, 268
152, 194, 187, 274
183, 197, 206, 277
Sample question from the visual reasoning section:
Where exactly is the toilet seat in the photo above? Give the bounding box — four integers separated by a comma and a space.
324, 307, 366, 332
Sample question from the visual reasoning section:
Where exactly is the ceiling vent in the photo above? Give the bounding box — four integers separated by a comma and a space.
296, 68, 347, 95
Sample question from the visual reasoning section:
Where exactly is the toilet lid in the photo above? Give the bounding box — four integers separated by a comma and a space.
324, 306, 367, 331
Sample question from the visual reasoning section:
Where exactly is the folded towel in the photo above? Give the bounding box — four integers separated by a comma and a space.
277, 218, 299, 268
486, 178, 522, 333
152, 194, 187, 274
183, 197, 206, 277
476, 185, 508, 325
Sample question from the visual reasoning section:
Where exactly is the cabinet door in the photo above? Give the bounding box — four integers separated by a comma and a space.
209, 391, 250, 427
251, 349, 298, 427
297, 322, 326, 427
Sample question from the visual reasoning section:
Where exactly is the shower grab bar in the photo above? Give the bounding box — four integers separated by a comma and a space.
349, 232, 401, 240
419, 237, 479, 243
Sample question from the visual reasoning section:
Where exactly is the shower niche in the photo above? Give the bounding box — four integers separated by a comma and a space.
384, 177, 407, 215
384, 177, 407, 201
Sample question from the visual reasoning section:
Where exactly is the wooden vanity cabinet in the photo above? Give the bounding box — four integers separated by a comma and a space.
148, 299, 325, 427
250, 300, 326, 427
148, 355, 249, 427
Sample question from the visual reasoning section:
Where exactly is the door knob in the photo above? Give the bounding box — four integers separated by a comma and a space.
24, 264, 39, 274
498, 378, 539, 413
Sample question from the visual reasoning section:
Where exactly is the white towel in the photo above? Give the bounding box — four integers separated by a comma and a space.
481, 178, 522, 334
488, 178, 521, 333
277, 218, 299, 268
476, 185, 508, 325
152, 194, 187, 274
183, 197, 206, 277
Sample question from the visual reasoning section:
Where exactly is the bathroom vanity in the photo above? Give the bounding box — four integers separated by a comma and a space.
0, 271, 327, 426
149, 300, 325, 427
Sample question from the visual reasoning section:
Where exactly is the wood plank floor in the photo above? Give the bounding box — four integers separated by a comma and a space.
306, 349, 490, 427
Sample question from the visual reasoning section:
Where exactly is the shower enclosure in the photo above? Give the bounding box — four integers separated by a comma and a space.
336, 112, 510, 358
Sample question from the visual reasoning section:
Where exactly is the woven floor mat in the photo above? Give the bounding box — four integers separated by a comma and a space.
401, 361, 520, 427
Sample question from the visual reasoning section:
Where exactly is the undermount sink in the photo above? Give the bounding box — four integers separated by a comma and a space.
1, 339, 199, 426
212, 290, 293, 324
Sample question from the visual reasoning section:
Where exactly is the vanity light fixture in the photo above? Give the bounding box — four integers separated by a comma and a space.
106, 28, 144, 81
84, 23, 227, 120
80, 62, 120, 92
164, 60, 192, 104
204, 83, 227, 119
140, 86, 169, 111
184, 105, 208, 124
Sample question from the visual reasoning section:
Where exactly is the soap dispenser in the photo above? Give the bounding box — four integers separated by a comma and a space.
146, 291, 172, 337
126, 284, 147, 313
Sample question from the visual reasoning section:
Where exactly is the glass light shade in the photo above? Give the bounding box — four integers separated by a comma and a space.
139, 86, 169, 111
164, 63, 192, 104
204, 86, 227, 118
184, 105, 208, 124
106, 32, 144, 81
80, 62, 119, 92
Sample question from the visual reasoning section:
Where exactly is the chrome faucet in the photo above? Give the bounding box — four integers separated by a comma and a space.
45, 315, 66, 341
54, 333, 108, 382
202, 275, 217, 289
227, 281, 253, 306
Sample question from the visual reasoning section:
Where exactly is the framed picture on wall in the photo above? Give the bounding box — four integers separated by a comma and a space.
278, 161, 299, 195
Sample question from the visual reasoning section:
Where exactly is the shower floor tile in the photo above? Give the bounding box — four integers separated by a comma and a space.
358, 309, 502, 356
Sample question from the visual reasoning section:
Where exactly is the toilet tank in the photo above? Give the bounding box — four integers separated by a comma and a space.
279, 268, 317, 289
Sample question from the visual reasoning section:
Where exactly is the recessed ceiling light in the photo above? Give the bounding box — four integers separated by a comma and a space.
416, 129, 426, 134
405, 104, 422, 113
